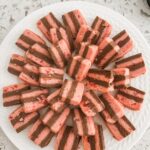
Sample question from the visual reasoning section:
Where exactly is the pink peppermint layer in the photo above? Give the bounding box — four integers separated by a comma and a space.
76, 42, 98, 63
102, 115, 135, 141
75, 25, 99, 47
16, 29, 45, 51
28, 119, 54, 147
100, 93, 124, 124
55, 125, 81, 150
66, 55, 91, 81
47, 89, 66, 113
62, 9, 87, 38
8, 54, 27, 76
116, 86, 145, 110
72, 108, 95, 136
95, 37, 120, 69
59, 79, 84, 106
85, 69, 114, 93
82, 125, 105, 150
9, 106, 39, 133
26, 43, 53, 67
80, 90, 105, 117
39, 67, 64, 88
48, 39, 71, 68
37, 12, 63, 41
49, 27, 74, 50
116, 53, 146, 78
112, 30, 133, 60
112, 68, 130, 89
21, 88, 49, 113
3, 83, 30, 107
19, 63, 39, 86
41, 108, 70, 133
91, 16, 112, 44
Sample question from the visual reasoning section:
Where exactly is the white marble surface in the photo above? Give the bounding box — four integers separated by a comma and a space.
0, 0, 150, 149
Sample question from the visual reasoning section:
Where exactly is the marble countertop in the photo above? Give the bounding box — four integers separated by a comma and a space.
0, 0, 150, 149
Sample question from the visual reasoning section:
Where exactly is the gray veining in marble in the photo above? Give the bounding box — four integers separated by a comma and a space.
0, 0, 150, 150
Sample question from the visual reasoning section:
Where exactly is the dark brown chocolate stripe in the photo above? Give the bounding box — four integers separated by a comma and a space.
88, 136, 96, 150
98, 20, 106, 40
40, 83, 62, 88
3, 86, 29, 97
57, 126, 72, 150
88, 69, 111, 78
38, 43, 49, 50
72, 59, 81, 78
20, 35, 35, 45
72, 110, 79, 134
10, 59, 26, 66
114, 75, 126, 82
16, 42, 28, 51
117, 90, 143, 103
71, 135, 80, 150
118, 36, 130, 47
56, 29, 63, 40
116, 53, 142, 65
59, 79, 67, 97
82, 30, 91, 42
40, 72, 63, 79
23, 68, 39, 80
91, 16, 99, 29
128, 61, 145, 71
81, 44, 88, 57
3, 99, 21, 107
98, 125, 105, 150
86, 76, 109, 87
40, 17, 51, 30
8, 67, 21, 76
122, 116, 135, 130
65, 28, 74, 50
66, 57, 73, 74
128, 87, 145, 95
21, 95, 46, 103
21, 87, 42, 94
62, 16, 70, 29
48, 95, 59, 105
95, 44, 113, 64
92, 33, 99, 44
112, 30, 126, 41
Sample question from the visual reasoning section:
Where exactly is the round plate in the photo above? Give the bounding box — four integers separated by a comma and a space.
0, 1, 150, 150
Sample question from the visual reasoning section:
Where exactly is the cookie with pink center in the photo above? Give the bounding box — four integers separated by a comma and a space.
116, 53, 146, 78
85, 69, 114, 93
91, 16, 112, 44
66, 55, 91, 81
112, 30, 133, 60
116, 86, 145, 110
48, 39, 71, 68
9, 106, 39, 133
37, 12, 63, 41
28, 119, 54, 147
3, 83, 30, 107
95, 37, 120, 69
72, 108, 95, 136
102, 115, 135, 141
39, 67, 64, 88
59, 79, 84, 106
8, 54, 27, 76
41, 108, 70, 133
21, 88, 49, 113
16, 29, 45, 51
100, 93, 124, 124
19, 63, 39, 86
62, 9, 87, 38
80, 90, 105, 117
82, 125, 105, 150
26, 43, 53, 67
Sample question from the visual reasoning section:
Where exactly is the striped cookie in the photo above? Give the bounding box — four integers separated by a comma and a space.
100, 93, 124, 124
21, 88, 49, 113
72, 108, 95, 136
37, 12, 63, 41
85, 69, 114, 93
95, 37, 120, 69
41, 108, 70, 133
19, 63, 39, 86
26, 43, 53, 67
16, 29, 45, 51
28, 119, 54, 147
82, 125, 105, 150
9, 106, 39, 133
48, 39, 71, 68
66, 55, 91, 81
112, 30, 133, 60
8, 54, 27, 76
91, 16, 112, 44
80, 90, 105, 117
39, 67, 64, 88
116, 86, 145, 110
116, 53, 146, 78
59, 79, 84, 106
3, 83, 30, 107
55, 125, 81, 150
62, 9, 87, 38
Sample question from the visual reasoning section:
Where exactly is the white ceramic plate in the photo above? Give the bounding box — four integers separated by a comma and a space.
0, 1, 150, 150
